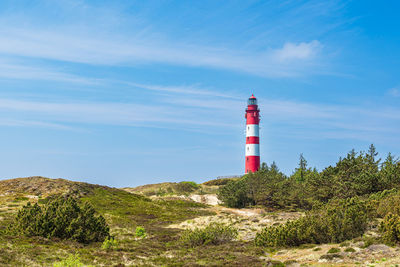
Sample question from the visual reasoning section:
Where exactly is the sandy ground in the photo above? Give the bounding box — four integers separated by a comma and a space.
189, 194, 221, 205
168, 203, 303, 241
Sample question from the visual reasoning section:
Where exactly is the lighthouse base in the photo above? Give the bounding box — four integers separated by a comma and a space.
245, 156, 260, 174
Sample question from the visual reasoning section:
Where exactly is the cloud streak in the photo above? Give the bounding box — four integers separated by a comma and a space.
0, 60, 97, 84
0, 0, 351, 81
0, 88, 399, 142
0, 26, 324, 78
273, 41, 322, 62
0, 16, 322, 78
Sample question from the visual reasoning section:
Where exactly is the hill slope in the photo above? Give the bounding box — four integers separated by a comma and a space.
0, 177, 265, 266
2, 177, 400, 266
0, 176, 108, 197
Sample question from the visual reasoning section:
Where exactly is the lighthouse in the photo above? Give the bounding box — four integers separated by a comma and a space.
245, 94, 260, 173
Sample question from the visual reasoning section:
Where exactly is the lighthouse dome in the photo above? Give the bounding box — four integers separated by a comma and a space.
248, 94, 257, 105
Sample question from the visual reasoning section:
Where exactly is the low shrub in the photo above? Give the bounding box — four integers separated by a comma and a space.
13, 196, 29, 202
320, 254, 343, 260
180, 223, 238, 247
101, 237, 118, 250
376, 194, 400, 218
255, 198, 368, 247
135, 226, 147, 238
53, 254, 85, 267
380, 213, 400, 245
344, 247, 356, 252
298, 243, 316, 249
361, 236, 379, 248
8, 196, 109, 243
265, 260, 284, 267
327, 247, 340, 253
283, 260, 297, 265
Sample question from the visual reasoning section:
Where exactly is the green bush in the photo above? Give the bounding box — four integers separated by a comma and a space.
327, 247, 340, 253
344, 247, 356, 252
217, 179, 252, 208
255, 198, 368, 247
53, 254, 85, 267
380, 213, 400, 245
135, 226, 147, 238
101, 237, 118, 250
376, 194, 400, 218
8, 196, 109, 243
180, 223, 238, 247
175, 181, 199, 194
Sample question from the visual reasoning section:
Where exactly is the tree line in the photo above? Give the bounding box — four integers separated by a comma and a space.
218, 144, 400, 210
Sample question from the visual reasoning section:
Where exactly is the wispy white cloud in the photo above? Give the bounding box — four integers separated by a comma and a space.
0, 26, 323, 78
0, 0, 350, 79
0, 60, 97, 84
0, 118, 78, 131
273, 41, 321, 62
0, 97, 237, 130
125, 82, 241, 99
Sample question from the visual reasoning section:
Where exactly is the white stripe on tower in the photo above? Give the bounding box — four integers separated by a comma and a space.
246, 124, 259, 137
245, 144, 260, 156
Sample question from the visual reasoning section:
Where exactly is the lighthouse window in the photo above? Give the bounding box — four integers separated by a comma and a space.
248, 99, 257, 105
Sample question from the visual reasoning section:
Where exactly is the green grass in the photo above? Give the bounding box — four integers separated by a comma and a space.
80, 188, 213, 229
124, 180, 220, 196
0, 185, 267, 266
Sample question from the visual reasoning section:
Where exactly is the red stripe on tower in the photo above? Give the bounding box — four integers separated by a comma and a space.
245, 94, 260, 174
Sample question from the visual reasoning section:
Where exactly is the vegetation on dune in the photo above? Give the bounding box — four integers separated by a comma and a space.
125, 181, 205, 197
218, 144, 400, 247
180, 223, 238, 247
8, 196, 109, 243
2, 144, 400, 265
175, 181, 200, 193
101, 237, 119, 250
53, 254, 86, 267
0, 176, 109, 198
202, 177, 239, 186
255, 197, 369, 247
219, 145, 400, 210
135, 226, 147, 238
380, 213, 400, 245
80, 187, 212, 229
0, 184, 223, 266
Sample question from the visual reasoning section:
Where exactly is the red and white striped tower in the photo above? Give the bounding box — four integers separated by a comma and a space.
245, 94, 260, 173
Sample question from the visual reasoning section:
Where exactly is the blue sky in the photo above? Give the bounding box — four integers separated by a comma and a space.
0, 0, 399, 187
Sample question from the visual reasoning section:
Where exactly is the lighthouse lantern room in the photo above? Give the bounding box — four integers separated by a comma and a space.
245, 94, 260, 173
